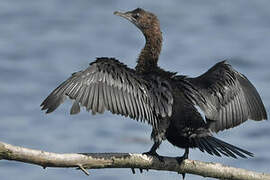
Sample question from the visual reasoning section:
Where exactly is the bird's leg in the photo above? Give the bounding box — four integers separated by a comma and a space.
176, 148, 189, 164
131, 142, 164, 174
143, 141, 164, 162
176, 148, 189, 180
131, 141, 163, 174
134, 141, 163, 174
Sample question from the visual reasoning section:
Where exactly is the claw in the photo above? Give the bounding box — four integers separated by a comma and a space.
176, 148, 189, 180
176, 155, 187, 164
176, 155, 187, 179
131, 168, 135, 174
182, 173, 186, 180
143, 151, 164, 162
131, 168, 144, 174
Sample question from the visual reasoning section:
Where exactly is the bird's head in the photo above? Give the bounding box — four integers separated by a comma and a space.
114, 8, 162, 71
114, 8, 161, 39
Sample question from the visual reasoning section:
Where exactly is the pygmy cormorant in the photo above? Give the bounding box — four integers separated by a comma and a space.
41, 8, 267, 167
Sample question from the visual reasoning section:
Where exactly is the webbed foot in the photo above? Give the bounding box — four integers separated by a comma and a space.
176, 148, 189, 180
176, 156, 187, 180
143, 151, 164, 162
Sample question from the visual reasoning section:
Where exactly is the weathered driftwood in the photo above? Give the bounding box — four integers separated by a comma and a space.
0, 141, 269, 180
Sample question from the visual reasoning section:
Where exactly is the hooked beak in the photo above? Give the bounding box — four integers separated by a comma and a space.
114, 11, 132, 20
114, 11, 140, 29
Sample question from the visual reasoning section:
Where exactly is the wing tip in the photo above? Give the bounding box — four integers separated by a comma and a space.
40, 94, 66, 114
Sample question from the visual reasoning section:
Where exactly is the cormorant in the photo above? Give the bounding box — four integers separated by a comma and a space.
41, 8, 267, 168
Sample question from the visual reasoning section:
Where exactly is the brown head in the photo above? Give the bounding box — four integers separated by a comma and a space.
114, 8, 162, 73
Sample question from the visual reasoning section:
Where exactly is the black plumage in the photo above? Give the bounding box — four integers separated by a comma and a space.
187, 61, 267, 132
41, 58, 173, 130
41, 8, 267, 165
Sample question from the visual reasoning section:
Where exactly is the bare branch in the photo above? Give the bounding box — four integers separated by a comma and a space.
77, 164, 90, 175
0, 141, 269, 180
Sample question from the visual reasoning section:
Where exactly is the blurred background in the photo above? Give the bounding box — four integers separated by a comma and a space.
0, 0, 269, 179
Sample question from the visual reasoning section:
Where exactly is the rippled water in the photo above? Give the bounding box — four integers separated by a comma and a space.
0, 1, 269, 180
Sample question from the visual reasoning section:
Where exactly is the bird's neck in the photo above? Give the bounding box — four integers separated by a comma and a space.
136, 30, 162, 74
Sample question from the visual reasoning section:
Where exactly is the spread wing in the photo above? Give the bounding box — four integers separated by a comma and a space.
186, 60, 267, 132
41, 57, 173, 129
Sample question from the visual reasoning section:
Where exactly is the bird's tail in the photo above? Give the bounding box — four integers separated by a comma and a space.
194, 136, 253, 158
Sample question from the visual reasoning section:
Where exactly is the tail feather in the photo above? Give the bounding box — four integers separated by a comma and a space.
212, 137, 254, 158
197, 139, 214, 155
196, 136, 253, 158
205, 137, 236, 158
201, 137, 222, 157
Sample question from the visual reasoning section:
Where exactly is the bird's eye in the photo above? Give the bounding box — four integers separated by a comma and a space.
132, 13, 140, 19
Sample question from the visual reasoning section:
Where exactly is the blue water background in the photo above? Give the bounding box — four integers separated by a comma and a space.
0, 0, 269, 179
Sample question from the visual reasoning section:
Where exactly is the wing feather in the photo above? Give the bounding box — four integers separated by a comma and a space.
41, 57, 173, 128
187, 60, 267, 132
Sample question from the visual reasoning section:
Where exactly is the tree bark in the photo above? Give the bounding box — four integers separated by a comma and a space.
0, 141, 269, 180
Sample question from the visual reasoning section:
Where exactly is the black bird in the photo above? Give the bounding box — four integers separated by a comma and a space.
41, 8, 267, 165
